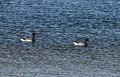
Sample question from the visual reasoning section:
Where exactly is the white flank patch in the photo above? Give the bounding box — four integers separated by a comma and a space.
73, 42, 84, 46
20, 38, 32, 42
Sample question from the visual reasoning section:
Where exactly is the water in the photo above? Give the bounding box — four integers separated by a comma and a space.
0, 0, 120, 76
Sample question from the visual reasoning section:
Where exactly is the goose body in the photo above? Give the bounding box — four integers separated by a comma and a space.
20, 38, 32, 42
73, 38, 89, 47
73, 41, 85, 46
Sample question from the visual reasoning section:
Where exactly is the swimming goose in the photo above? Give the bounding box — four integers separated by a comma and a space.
73, 38, 89, 47
20, 32, 36, 46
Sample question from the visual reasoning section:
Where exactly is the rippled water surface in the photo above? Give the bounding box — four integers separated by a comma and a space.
0, 0, 120, 77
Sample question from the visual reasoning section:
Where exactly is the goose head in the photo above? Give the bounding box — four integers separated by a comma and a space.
32, 32, 36, 37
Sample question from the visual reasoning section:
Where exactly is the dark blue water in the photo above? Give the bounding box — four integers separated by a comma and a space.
0, 0, 120, 76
